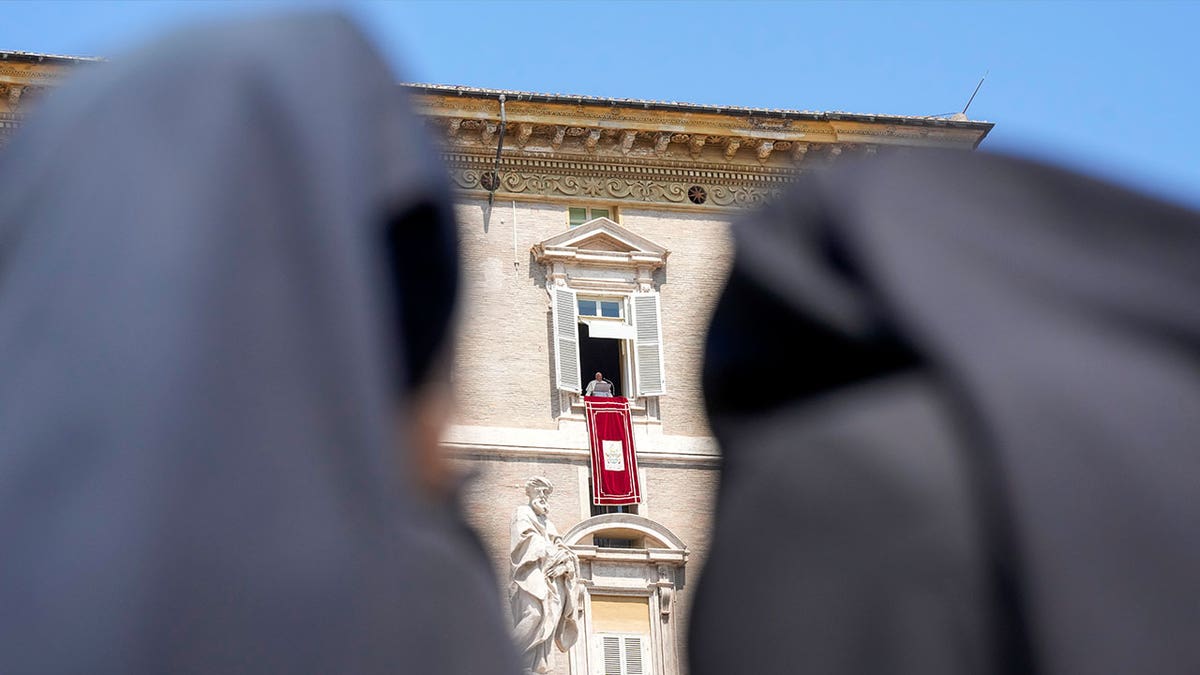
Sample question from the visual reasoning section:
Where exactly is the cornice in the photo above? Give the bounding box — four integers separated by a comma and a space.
0, 66, 993, 211
405, 83, 994, 132
417, 90, 989, 210
444, 441, 721, 468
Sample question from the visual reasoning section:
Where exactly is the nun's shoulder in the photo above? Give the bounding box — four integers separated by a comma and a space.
716, 372, 981, 555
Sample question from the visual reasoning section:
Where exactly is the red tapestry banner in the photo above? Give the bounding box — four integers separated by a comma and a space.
584, 396, 642, 505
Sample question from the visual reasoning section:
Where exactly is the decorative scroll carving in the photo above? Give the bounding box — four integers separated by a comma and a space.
657, 564, 675, 618
707, 184, 776, 207
791, 142, 809, 162
481, 121, 497, 145
450, 167, 782, 209
585, 129, 601, 152
446, 118, 462, 138
551, 125, 566, 148
688, 135, 706, 158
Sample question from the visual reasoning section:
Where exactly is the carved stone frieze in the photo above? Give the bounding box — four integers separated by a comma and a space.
444, 147, 797, 210
450, 165, 781, 209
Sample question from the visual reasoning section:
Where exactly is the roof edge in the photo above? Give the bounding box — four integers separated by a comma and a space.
0, 50, 103, 65
402, 82, 994, 131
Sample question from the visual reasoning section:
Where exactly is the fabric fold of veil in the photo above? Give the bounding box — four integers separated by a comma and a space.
692, 150, 1200, 674
0, 13, 517, 674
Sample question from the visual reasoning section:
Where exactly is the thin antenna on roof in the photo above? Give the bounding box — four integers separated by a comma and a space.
952, 71, 988, 120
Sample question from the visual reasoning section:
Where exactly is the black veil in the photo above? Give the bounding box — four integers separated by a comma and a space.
693, 150, 1200, 674
0, 13, 516, 674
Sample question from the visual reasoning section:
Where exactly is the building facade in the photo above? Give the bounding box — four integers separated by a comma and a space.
411, 85, 990, 675
1, 52, 992, 675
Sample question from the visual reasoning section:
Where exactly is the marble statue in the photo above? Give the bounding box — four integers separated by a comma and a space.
510, 476, 582, 674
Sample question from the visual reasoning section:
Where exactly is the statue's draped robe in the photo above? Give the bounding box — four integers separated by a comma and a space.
510, 505, 579, 672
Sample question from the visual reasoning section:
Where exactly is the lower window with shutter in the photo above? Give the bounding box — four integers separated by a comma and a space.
596, 632, 647, 675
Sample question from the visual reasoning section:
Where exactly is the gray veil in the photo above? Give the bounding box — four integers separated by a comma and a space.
0, 13, 517, 674
692, 150, 1200, 674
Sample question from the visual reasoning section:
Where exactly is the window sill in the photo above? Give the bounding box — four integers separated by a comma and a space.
569, 395, 646, 414
562, 394, 661, 428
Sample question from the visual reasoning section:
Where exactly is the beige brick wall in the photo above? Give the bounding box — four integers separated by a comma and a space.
450, 199, 571, 429
617, 208, 733, 437
638, 459, 719, 655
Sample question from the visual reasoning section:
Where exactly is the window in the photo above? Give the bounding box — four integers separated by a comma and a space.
589, 481, 638, 526
534, 219, 668, 416
600, 634, 646, 675
561, 517, 686, 675
569, 205, 614, 228
590, 597, 651, 674
579, 296, 623, 320
552, 287, 665, 400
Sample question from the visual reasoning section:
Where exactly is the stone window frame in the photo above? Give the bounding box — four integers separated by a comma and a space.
533, 217, 670, 420
562, 513, 688, 675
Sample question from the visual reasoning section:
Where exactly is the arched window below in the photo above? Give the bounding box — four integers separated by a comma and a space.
562, 515, 687, 675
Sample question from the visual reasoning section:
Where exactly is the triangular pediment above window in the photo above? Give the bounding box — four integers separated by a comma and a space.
533, 218, 669, 268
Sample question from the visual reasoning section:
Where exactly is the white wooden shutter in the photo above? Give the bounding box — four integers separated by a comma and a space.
602, 635, 623, 675
631, 293, 665, 397
623, 635, 645, 675
596, 634, 647, 675
553, 287, 581, 392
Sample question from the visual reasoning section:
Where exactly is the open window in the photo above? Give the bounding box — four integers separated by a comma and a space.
535, 217, 670, 415
577, 294, 634, 398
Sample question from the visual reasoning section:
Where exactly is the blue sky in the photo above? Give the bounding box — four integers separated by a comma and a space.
2, 1, 1197, 207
